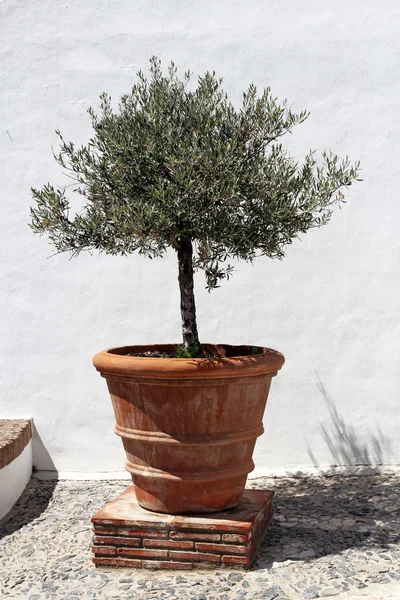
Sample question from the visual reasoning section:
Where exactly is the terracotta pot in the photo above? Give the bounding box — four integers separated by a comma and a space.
93, 344, 284, 515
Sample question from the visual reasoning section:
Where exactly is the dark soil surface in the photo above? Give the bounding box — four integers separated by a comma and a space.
126, 350, 221, 358
122, 344, 262, 359
126, 351, 176, 358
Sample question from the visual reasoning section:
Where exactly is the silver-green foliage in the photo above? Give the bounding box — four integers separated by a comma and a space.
30, 57, 360, 290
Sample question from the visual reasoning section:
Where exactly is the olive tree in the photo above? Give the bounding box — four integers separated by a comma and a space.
30, 57, 360, 355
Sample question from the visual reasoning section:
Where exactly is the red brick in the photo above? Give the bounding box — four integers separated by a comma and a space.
170, 531, 221, 542
117, 528, 168, 538
221, 533, 248, 543
95, 536, 141, 547
195, 542, 247, 555
118, 548, 168, 559
91, 487, 275, 571
170, 551, 221, 563
94, 525, 117, 535
172, 518, 252, 534
247, 543, 258, 563
142, 560, 194, 570
143, 539, 193, 550
92, 545, 116, 556
93, 557, 142, 568
222, 555, 249, 566
264, 506, 274, 522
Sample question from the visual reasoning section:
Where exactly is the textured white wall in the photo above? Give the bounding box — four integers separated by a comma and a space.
1, 0, 399, 475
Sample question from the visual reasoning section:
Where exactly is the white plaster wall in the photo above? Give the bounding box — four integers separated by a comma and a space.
0, 442, 32, 520
0, 0, 399, 475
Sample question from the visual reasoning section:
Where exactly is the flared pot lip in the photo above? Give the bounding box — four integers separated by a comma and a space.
93, 343, 285, 380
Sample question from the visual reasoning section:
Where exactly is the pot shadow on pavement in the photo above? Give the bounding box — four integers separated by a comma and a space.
254, 376, 398, 568
254, 473, 399, 568
0, 422, 58, 541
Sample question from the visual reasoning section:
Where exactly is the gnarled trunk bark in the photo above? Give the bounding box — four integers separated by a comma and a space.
177, 237, 199, 350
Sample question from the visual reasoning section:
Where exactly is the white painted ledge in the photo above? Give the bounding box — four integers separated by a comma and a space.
0, 441, 33, 520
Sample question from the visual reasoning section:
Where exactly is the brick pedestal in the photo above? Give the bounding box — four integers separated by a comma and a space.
91, 486, 274, 570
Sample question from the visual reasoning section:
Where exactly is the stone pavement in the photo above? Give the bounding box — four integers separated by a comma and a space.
0, 475, 399, 599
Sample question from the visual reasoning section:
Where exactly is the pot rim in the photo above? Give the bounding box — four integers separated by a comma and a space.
93, 343, 285, 380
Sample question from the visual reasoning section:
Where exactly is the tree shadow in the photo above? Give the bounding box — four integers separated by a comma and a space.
253, 474, 399, 568
305, 375, 392, 471
253, 374, 398, 568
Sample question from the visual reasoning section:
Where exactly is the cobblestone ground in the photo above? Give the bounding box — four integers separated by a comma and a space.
0, 475, 399, 599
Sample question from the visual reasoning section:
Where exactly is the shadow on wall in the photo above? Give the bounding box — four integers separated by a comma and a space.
252, 369, 399, 568
305, 374, 392, 472
32, 420, 57, 472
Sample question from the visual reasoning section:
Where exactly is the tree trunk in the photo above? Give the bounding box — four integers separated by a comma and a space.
177, 237, 200, 351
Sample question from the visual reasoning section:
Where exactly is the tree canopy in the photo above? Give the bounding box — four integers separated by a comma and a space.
30, 57, 360, 290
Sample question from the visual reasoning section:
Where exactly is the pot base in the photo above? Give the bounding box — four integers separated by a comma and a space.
91, 485, 274, 570
131, 475, 247, 515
